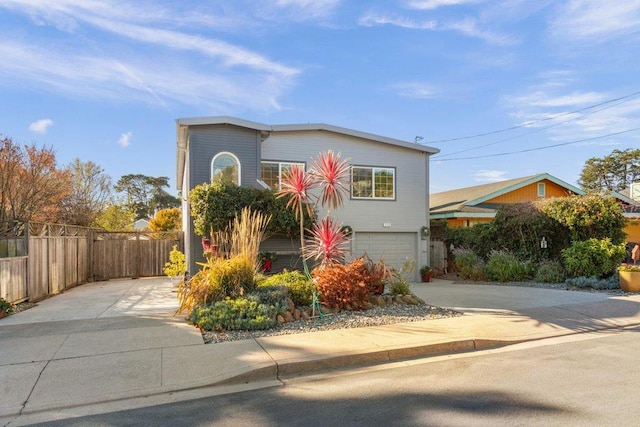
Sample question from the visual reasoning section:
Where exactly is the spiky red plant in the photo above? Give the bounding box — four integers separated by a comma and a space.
277, 164, 315, 275
310, 150, 350, 212
306, 216, 350, 267
277, 164, 315, 219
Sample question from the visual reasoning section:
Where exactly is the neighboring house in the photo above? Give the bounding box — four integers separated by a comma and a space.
430, 173, 640, 243
133, 218, 149, 230
616, 184, 640, 243
176, 116, 439, 278
430, 173, 584, 228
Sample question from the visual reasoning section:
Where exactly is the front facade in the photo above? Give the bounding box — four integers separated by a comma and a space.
176, 116, 439, 278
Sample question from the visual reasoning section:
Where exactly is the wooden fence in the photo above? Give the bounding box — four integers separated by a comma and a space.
92, 231, 182, 281
0, 222, 182, 304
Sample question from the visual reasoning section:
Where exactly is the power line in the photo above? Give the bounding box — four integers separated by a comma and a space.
434, 127, 640, 162
434, 95, 640, 159
426, 89, 640, 144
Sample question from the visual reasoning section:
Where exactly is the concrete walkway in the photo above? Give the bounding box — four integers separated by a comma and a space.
1, 277, 640, 424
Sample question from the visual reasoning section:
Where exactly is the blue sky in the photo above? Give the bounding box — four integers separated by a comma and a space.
1, 0, 639, 195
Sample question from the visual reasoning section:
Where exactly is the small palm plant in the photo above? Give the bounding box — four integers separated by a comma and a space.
310, 150, 351, 213
306, 216, 351, 267
277, 150, 351, 274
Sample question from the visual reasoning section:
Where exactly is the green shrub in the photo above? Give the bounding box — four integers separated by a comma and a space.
0, 297, 13, 314
540, 194, 627, 244
190, 298, 278, 331
492, 202, 570, 263
561, 238, 627, 278
453, 248, 486, 280
565, 275, 619, 290
177, 254, 256, 314
390, 280, 410, 295
189, 182, 314, 238
534, 260, 566, 283
445, 223, 496, 260
257, 270, 316, 306
484, 250, 530, 282
247, 285, 289, 314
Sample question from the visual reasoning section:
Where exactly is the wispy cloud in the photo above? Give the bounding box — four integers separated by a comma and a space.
447, 18, 515, 45
269, 0, 341, 20
118, 131, 132, 148
359, 11, 436, 30
0, 0, 299, 111
549, 0, 640, 42
359, 9, 514, 45
406, 0, 481, 10
473, 169, 507, 182
28, 118, 53, 134
392, 82, 439, 99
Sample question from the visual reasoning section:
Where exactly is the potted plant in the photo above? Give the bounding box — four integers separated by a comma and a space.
260, 251, 277, 273
163, 245, 187, 286
618, 263, 640, 292
420, 265, 433, 282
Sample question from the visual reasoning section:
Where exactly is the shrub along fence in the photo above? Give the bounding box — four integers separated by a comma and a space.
0, 221, 183, 304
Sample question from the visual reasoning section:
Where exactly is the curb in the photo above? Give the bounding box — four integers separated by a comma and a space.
220, 338, 526, 384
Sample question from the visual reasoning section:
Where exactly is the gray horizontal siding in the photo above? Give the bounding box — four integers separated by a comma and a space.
186, 124, 260, 274
188, 124, 260, 190
262, 130, 429, 233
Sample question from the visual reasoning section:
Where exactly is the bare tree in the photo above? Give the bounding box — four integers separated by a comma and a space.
60, 158, 113, 226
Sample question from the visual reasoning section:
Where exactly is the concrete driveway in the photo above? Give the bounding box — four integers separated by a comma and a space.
410, 280, 613, 314
0, 277, 183, 325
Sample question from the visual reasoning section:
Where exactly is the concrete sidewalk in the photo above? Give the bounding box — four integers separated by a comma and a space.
2, 277, 640, 424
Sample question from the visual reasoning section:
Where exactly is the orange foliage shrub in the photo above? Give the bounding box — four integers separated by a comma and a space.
313, 258, 371, 310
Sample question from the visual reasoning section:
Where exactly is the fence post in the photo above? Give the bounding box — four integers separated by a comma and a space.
87, 229, 94, 282
135, 231, 141, 279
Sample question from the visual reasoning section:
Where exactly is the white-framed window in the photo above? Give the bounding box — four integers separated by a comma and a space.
260, 161, 305, 189
351, 166, 395, 200
211, 152, 240, 186
537, 182, 546, 197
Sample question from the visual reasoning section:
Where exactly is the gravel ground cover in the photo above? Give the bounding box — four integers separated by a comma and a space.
202, 302, 462, 344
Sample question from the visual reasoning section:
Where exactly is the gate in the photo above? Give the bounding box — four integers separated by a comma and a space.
430, 239, 448, 276
92, 231, 182, 281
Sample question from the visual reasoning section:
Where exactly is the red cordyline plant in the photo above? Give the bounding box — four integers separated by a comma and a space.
277, 164, 316, 275
277, 150, 352, 273
310, 150, 351, 213
306, 216, 350, 267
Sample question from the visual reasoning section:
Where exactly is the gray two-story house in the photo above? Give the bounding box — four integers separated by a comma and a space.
176, 116, 439, 279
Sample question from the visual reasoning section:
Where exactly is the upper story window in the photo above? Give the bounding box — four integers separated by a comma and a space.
211, 152, 240, 186
351, 166, 395, 200
261, 161, 305, 189
537, 182, 546, 197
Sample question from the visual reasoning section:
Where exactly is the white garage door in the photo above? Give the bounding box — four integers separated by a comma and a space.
353, 232, 417, 273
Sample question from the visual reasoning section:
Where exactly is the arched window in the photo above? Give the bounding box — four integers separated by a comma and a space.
211, 152, 241, 186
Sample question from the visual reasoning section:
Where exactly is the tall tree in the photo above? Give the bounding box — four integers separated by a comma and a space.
148, 207, 182, 232
60, 159, 113, 226
93, 205, 135, 231
579, 148, 640, 192
115, 174, 179, 220
0, 135, 71, 223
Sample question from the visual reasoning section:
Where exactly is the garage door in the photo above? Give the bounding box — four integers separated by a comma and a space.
353, 232, 417, 273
